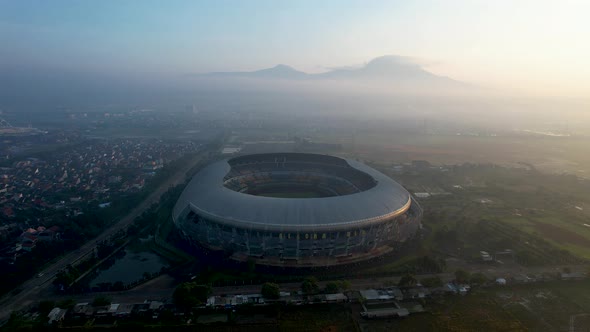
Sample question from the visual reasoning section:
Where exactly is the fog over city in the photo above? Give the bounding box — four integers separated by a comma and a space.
2, 1, 589, 129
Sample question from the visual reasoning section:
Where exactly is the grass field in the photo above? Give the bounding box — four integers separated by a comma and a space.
382, 160, 590, 261
495, 280, 590, 331
356, 293, 525, 332
278, 304, 357, 332
358, 281, 590, 332
308, 131, 590, 177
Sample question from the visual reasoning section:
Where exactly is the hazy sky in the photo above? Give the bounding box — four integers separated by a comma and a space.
1, 0, 589, 98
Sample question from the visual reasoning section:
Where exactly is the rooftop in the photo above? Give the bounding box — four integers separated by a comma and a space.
173, 153, 412, 232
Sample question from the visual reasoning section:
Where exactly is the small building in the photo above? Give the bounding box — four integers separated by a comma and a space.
446, 283, 470, 295
115, 303, 134, 317
360, 289, 394, 301
386, 287, 404, 301
72, 303, 94, 318
361, 301, 409, 319
404, 287, 431, 299
148, 301, 164, 311
133, 303, 150, 314
38, 226, 60, 241
561, 272, 585, 280
21, 233, 38, 244
47, 308, 67, 324
207, 296, 234, 308
94, 305, 111, 317
495, 278, 507, 285
480, 251, 493, 261
325, 293, 348, 303
21, 242, 36, 252
108, 303, 120, 315
245, 294, 265, 304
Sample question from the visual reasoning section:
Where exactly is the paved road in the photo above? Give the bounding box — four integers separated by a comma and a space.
210, 274, 454, 296
24, 273, 455, 306
31, 262, 585, 305
0, 151, 209, 323
9, 261, 587, 314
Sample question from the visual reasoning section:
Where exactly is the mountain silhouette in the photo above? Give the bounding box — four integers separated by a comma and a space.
197, 55, 463, 86
317, 55, 442, 80
203, 64, 308, 79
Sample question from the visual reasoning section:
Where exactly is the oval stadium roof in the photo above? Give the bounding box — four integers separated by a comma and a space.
173, 155, 411, 232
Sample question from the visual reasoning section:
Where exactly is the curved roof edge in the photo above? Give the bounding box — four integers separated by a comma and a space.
179, 196, 412, 233
173, 154, 411, 228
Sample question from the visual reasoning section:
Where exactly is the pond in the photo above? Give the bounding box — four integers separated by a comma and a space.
89, 250, 169, 287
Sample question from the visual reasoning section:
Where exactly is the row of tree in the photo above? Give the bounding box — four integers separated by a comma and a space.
261, 277, 352, 299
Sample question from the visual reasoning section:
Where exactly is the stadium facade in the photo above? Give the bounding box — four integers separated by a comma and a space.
172, 153, 422, 267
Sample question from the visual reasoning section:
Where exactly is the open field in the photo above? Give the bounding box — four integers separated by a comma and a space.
278, 304, 357, 332
306, 131, 590, 177
355, 281, 590, 332
494, 281, 590, 331
379, 161, 590, 261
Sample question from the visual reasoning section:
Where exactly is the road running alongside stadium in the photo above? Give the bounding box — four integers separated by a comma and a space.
0, 150, 211, 323
18, 264, 588, 309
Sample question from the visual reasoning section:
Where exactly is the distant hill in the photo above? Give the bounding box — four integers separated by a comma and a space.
315, 55, 452, 82
203, 64, 309, 80
198, 55, 461, 86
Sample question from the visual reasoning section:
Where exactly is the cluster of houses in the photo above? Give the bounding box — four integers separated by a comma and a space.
206, 285, 436, 319
43, 268, 590, 326
16, 225, 60, 252
47, 300, 168, 325
45, 285, 438, 326
206, 291, 349, 308
0, 225, 61, 263
0, 138, 200, 221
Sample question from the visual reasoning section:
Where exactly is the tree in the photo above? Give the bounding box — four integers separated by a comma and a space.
417, 256, 444, 273
324, 281, 340, 294
261, 282, 280, 299
173, 282, 212, 308
338, 280, 351, 290
398, 273, 418, 287
420, 276, 443, 288
92, 296, 111, 306
301, 277, 319, 295
455, 269, 471, 283
469, 272, 488, 285
55, 299, 76, 310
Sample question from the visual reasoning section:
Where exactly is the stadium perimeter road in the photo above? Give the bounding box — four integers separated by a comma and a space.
0, 150, 212, 324
38, 263, 589, 305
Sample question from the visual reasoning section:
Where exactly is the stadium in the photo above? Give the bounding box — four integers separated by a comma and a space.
172, 153, 422, 267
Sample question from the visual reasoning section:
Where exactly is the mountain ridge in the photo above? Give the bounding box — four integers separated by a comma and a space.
193, 55, 460, 85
